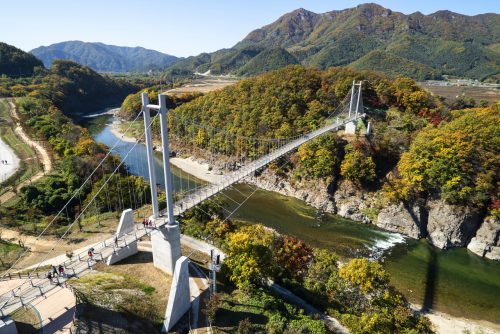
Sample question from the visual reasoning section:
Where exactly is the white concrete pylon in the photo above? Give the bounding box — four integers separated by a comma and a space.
162, 256, 190, 332
355, 81, 362, 120
348, 80, 356, 118
106, 209, 138, 265
158, 94, 175, 226
151, 225, 182, 275
142, 92, 159, 218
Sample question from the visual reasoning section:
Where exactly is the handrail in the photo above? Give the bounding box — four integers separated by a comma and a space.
0, 114, 358, 316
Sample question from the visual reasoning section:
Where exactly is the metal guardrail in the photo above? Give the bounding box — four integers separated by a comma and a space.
0, 115, 357, 316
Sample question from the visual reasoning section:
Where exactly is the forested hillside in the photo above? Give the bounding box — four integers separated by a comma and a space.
0, 57, 149, 236
0, 59, 138, 115
0, 42, 44, 76
166, 3, 500, 81
170, 65, 498, 215
31, 41, 178, 72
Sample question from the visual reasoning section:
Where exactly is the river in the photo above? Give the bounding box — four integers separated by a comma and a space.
82, 112, 500, 324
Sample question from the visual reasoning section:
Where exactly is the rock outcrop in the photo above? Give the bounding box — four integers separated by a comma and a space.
333, 181, 372, 223
467, 216, 500, 260
249, 169, 336, 213
426, 199, 482, 249
376, 203, 426, 239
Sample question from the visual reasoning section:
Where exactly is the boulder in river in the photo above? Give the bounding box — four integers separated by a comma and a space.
467, 216, 500, 261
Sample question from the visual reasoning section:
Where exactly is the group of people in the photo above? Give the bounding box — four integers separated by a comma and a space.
142, 218, 155, 228
47, 265, 65, 283
1, 159, 8, 165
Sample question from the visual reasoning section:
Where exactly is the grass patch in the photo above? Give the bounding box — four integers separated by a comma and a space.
71, 271, 162, 323
10, 305, 41, 334
0, 239, 24, 271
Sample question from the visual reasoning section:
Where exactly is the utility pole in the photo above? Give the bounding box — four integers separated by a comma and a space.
209, 249, 221, 295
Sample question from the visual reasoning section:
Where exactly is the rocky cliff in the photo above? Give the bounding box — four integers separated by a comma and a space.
248, 169, 336, 213
247, 168, 498, 260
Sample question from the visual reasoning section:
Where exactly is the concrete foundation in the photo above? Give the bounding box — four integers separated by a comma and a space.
116, 209, 135, 234
162, 256, 190, 332
0, 317, 17, 334
151, 224, 182, 275
106, 242, 138, 265
106, 209, 138, 265
344, 121, 357, 134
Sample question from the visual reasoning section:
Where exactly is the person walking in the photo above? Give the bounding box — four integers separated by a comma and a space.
58, 265, 65, 278
47, 271, 53, 284
52, 265, 58, 277
114, 235, 119, 247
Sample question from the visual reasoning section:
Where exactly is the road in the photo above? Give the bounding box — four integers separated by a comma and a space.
0, 136, 20, 183
0, 99, 52, 203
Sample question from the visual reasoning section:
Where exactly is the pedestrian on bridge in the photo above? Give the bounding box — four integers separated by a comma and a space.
47, 271, 53, 284
52, 265, 58, 277
58, 265, 65, 278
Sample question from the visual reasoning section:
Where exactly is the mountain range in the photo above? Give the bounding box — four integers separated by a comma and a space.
30, 41, 178, 73
166, 3, 500, 81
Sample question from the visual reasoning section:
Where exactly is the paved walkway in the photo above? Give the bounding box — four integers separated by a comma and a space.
1, 279, 75, 334
0, 136, 20, 183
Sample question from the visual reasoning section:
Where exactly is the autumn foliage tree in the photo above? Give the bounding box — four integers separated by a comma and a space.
224, 225, 274, 290
340, 144, 376, 186
394, 104, 499, 207
273, 235, 313, 281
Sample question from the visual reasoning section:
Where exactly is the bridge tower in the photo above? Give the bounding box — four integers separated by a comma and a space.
141, 93, 189, 332
345, 81, 363, 134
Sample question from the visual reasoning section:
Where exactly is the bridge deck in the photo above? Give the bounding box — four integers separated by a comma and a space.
0, 115, 357, 316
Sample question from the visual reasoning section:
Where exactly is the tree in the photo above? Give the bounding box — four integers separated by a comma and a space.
273, 235, 313, 281
296, 133, 343, 179
338, 258, 389, 294
340, 147, 376, 185
304, 249, 340, 299
224, 225, 274, 290
395, 105, 499, 207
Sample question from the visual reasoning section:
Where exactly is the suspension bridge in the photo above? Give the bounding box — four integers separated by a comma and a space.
0, 81, 365, 332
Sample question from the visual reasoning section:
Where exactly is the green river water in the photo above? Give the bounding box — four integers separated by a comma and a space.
85, 113, 500, 324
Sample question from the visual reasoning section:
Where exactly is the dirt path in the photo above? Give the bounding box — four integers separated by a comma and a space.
0, 226, 114, 271
0, 99, 52, 203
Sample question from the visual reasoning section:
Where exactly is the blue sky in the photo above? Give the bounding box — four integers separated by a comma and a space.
2, 1, 498, 57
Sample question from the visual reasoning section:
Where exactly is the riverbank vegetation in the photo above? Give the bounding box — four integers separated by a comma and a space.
179, 201, 433, 333
0, 60, 152, 236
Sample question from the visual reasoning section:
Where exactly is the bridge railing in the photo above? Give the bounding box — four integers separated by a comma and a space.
1, 112, 358, 316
